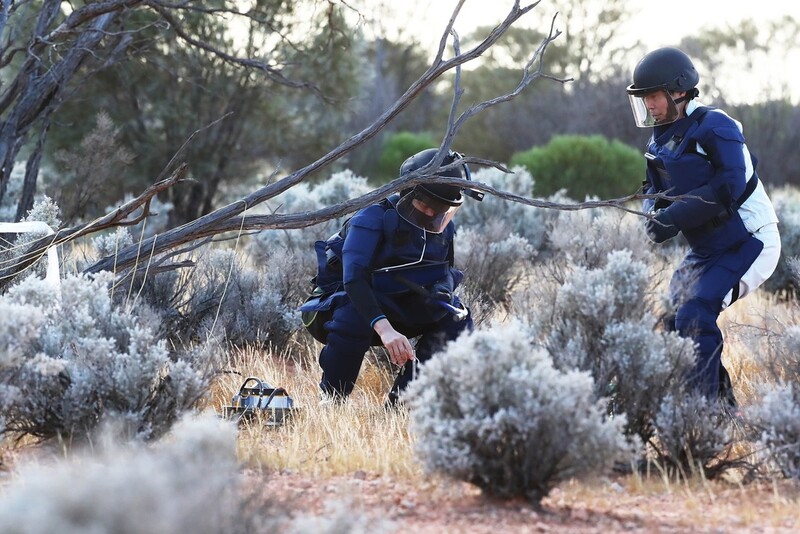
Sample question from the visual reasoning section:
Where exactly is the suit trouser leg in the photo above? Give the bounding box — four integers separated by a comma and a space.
319, 302, 374, 397
389, 308, 474, 402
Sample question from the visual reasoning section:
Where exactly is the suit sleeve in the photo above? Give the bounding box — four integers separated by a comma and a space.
342, 207, 386, 327
665, 115, 747, 230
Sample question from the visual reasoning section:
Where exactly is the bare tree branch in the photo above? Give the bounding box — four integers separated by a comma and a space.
0, 0, 357, 217
80, 1, 545, 276
0, 164, 187, 287
146, 1, 324, 95
40, 0, 144, 45
3, 1, 668, 291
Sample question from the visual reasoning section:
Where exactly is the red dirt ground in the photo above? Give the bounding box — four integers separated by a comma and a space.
257, 470, 800, 533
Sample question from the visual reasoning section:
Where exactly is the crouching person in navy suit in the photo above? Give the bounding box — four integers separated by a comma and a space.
627, 47, 781, 407
301, 149, 483, 405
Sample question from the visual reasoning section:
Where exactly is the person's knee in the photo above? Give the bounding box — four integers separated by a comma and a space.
318, 327, 372, 396
675, 297, 720, 333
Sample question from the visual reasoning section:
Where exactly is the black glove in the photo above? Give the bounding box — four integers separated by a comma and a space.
645, 209, 680, 244
429, 282, 453, 304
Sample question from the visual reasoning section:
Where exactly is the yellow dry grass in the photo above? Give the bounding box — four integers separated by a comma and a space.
212, 340, 425, 481
720, 288, 795, 407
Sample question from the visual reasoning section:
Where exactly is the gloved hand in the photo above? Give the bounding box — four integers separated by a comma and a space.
645, 209, 680, 243
429, 282, 453, 304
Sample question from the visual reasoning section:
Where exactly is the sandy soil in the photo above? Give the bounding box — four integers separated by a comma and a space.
257, 470, 800, 533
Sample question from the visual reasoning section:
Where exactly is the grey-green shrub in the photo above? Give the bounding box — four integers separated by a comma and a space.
454, 224, 534, 306
128, 171, 373, 349
0, 273, 217, 441
516, 250, 696, 442
744, 325, 800, 479
510, 134, 644, 200
0, 197, 63, 282
0, 414, 269, 534
249, 169, 374, 287
653, 393, 738, 477
92, 227, 135, 258
746, 383, 800, 479
457, 165, 550, 250
130, 247, 301, 349
113, 172, 374, 348
789, 256, 800, 286
405, 320, 636, 503
546, 208, 655, 270
763, 186, 800, 295
453, 166, 553, 307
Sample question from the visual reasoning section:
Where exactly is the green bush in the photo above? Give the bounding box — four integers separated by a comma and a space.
375, 131, 436, 183
510, 135, 644, 199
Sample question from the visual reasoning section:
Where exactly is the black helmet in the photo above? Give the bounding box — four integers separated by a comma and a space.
395, 148, 479, 233
626, 47, 699, 96
399, 148, 466, 206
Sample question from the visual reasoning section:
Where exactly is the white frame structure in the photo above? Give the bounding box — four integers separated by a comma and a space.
0, 221, 61, 295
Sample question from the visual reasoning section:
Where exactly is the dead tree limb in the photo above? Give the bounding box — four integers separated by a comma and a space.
0, 164, 186, 288
0, 0, 350, 220
3, 1, 672, 288
81, 0, 547, 275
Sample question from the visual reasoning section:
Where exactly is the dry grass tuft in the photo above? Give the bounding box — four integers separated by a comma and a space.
720, 289, 793, 408
212, 341, 423, 481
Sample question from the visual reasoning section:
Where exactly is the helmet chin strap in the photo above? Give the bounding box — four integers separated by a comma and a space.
672, 88, 699, 105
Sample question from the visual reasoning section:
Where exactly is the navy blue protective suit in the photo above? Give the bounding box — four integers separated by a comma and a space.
643, 105, 763, 399
301, 194, 473, 399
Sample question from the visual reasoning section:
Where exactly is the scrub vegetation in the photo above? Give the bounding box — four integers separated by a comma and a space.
2, 176, 800, 530
2, 0, 800, 531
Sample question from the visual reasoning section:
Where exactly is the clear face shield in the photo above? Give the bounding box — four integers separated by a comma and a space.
396, 187, 460, 234
627, 88, 681, 128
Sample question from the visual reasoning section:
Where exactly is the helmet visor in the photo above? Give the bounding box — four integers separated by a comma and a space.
396, 187, 459, 233
628, 89, 680, 128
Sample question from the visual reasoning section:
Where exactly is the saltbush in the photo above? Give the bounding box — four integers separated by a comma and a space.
129, 248, 301, 349
516, 250, 696, 442
249, 169, 374, 282
454, 166, 557, 307
510, 134, 644, 200
92, 226, 135, 258
117, 172, 374, 349
457, 165, 550, 250
744, 325, 800, 479
0, 273, 218, 442
746, 383, 800, 479
0, 415, 266, 533
0, 413, 386, 533
763, 186, 800, 295
454, 224, 534, 306
546, 208, 656, 270
0, 197, 64, 282
653, 393, 738, 478
405, 320, 635, 503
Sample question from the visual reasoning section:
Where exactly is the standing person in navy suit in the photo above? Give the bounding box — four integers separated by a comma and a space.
627, 47, 780, 407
